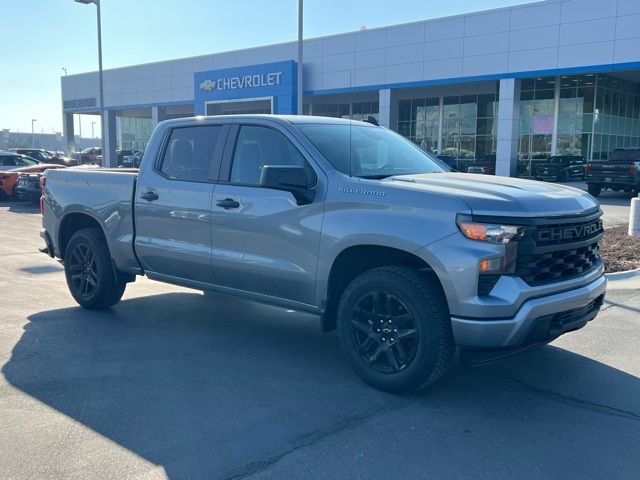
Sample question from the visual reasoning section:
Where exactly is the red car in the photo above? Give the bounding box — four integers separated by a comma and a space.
0, 164, 65, 199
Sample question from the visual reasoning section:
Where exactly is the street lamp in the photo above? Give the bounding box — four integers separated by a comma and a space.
75, 0, 105, 165
31, 119, 37, 147
62, 67, 68, 76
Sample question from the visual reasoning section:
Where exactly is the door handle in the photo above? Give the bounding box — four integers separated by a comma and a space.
216, 198, 240, 209
140, 191, 159, 201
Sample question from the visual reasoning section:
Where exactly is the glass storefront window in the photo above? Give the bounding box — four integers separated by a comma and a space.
120, 116, 153, 152
351, 101, 379, 122
519, 73, 640, 164
398, 90, 497, 171
310, 101, 379, 122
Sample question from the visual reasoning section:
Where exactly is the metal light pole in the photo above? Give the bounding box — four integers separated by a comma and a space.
78, 115, 82, 152
297, 0, 303, 115
75, 0, 105, 164
62, 67, 68, 76
31, 119, 37, 147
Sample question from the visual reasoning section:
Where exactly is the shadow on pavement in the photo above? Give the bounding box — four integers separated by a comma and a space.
3, 291, 639, 479
0, 199, 41, 214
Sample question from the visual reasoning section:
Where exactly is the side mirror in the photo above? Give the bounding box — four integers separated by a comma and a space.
260, 165, 315, 204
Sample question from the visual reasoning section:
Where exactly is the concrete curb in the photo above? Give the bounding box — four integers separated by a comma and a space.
606, 267, 640, 279
605, 268, 640, 290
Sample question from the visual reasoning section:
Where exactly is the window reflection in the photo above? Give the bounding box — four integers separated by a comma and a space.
397, 91, 498, 173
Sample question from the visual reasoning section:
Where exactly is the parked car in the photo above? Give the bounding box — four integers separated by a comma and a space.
41, 115, 606, 393
0, 151, 40, 171
9, 148, 78, 167
121, 151, 144, 168
0, 163, 65, 199
465, 155, 496, 175
535, 155, 585, 182
585, 148, 640, 197
436, 154, 457, 170
79, 147, 102, 165
15, 173, 46, 203
115, 149, 141, 166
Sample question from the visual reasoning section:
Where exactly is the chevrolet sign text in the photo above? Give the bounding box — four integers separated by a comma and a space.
200, 72, 283, 91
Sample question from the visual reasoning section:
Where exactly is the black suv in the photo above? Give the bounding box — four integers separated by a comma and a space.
535, 155, 585, 182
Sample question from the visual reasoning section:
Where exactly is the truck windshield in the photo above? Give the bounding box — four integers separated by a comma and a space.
299, 124, 447, 178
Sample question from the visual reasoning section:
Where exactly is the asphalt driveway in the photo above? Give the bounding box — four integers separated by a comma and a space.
0, 201, 638, 480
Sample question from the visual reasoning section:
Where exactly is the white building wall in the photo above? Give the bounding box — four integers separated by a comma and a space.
62, 0, 640, 108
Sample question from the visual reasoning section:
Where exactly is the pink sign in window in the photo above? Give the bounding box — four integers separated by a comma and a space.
533, 115, 554, 134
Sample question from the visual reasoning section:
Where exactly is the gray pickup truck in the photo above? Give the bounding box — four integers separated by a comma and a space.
40, 115, 606, 392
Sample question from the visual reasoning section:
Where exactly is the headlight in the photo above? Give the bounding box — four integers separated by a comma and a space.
456, 215, 525, 244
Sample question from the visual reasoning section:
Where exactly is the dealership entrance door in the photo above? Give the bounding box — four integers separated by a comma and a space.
206, 98, 272, 115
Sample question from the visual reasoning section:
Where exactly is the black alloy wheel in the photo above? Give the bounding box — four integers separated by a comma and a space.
349, 291, 419, 374
68, 242, 99, 299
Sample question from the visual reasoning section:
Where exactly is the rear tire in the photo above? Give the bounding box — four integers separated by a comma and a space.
337, 266, 454, 393
64, 228, 126, 309
587, 183, 602, 197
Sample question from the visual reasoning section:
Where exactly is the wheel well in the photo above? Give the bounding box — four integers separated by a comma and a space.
322, 245, 444, 332
58, 213, 103, 258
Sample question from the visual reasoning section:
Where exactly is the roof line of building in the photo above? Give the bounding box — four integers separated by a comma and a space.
62, 0, 550, 80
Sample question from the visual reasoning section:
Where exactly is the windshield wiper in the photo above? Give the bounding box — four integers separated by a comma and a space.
357, 174, 395, 179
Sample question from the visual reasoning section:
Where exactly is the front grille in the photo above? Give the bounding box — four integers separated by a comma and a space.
514, 211, 603, 286
516, 243, 601, 285
533, 218, 603, 246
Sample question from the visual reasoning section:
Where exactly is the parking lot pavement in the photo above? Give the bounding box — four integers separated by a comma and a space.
1, 200, 639, 480
560, 182, 633, 227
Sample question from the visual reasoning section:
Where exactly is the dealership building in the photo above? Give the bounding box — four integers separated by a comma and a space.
61, 0, 640, 175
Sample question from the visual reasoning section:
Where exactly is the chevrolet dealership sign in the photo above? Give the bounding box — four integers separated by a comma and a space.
194, 61, 297, 115
200, 72, 283, 92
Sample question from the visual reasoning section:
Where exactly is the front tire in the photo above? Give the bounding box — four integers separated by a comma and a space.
64, 228, 126, 309
337, 266, 454, 393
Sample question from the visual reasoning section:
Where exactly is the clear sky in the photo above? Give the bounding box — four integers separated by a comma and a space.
0, 0, 531, 137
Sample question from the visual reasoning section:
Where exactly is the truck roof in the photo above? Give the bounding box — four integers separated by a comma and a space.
160, 114, 376, 128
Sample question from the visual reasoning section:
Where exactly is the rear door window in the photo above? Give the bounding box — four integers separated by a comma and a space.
159, 125, 226, 182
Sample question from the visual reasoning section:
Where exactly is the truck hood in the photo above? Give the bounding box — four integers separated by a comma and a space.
387, 173, 598, 217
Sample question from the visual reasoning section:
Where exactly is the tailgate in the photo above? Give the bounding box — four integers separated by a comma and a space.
588, 161, 632, 179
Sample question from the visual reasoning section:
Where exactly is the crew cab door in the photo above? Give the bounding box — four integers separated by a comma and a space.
210, 122, 325, 306
134, 123, 228, 283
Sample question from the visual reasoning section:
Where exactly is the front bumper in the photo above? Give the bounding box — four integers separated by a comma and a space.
450, 274, 606, 349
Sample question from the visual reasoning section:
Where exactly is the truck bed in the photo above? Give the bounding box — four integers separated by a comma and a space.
42, 167, 141, 274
